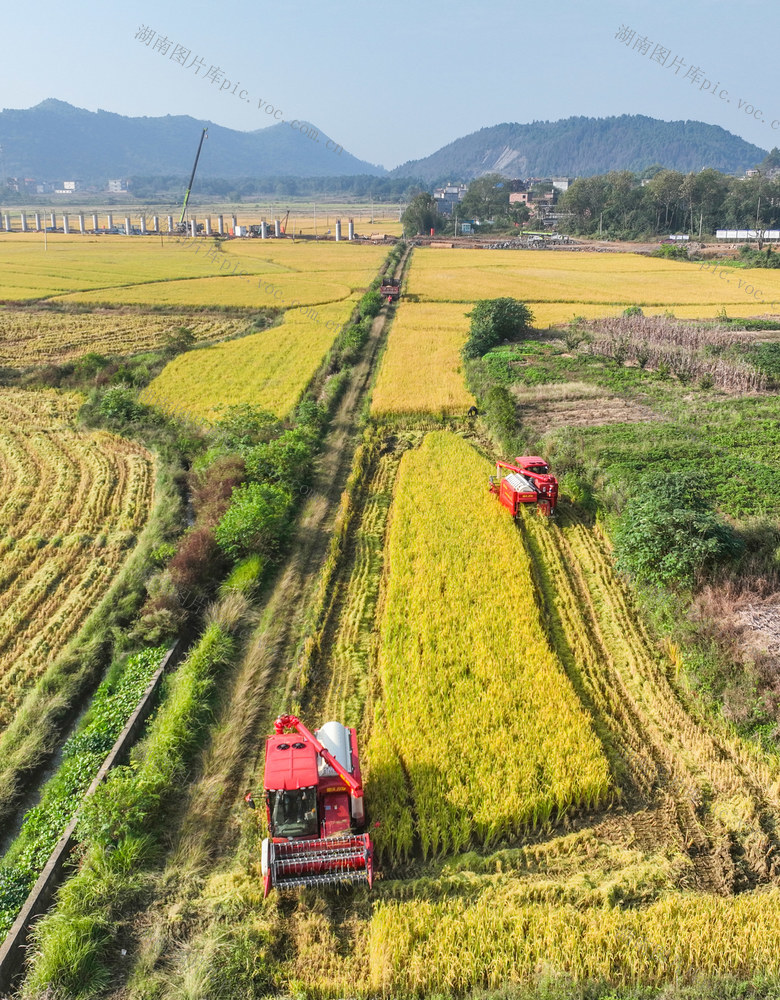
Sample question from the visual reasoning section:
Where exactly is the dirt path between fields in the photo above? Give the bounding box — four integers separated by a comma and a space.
108, 249, 411, 991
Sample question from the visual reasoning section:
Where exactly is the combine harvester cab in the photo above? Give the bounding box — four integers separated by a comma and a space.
489, 456, 558, 517
261, 715, 374, 896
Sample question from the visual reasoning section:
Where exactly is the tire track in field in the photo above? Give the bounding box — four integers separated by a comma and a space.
321, 449, 400, 727
522, 505, 780, 893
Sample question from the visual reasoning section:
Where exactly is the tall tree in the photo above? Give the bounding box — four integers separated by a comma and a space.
459, 174, 511, 221
401, 192, 439, 236
646, 170, 684, 230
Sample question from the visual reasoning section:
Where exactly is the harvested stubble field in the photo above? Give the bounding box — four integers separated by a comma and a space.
0, 307, 250, 365
0, 389, 154, 731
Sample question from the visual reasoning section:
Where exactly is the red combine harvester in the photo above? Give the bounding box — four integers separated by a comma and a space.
379, 276, 400, 303
489, 456, 558, 517
261, 714, 374, 896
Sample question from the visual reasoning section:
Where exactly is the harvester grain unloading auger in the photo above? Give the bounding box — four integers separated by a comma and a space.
260, 715, 374, 896
489, 456, 558, 517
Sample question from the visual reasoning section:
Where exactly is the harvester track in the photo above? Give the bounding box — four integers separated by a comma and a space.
522, 505, 780, 894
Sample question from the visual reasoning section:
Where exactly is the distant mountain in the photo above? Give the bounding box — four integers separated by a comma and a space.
0, 99, 385, 181
390, 115, 767, 181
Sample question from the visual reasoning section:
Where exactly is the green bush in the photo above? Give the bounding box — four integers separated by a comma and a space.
212, 405, 281, 451
482, 385, 518, 448
219, 554, 265, 596
98, 386, 146, 424
462, 298, 534, 359
214, 482, 292, 562
358, 289, 383, 319
244, 428, 314, 491
613, 474, 744, 589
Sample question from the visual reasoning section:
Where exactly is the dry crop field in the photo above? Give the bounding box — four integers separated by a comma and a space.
0, 389, 154, 731
0, 308, 249, 366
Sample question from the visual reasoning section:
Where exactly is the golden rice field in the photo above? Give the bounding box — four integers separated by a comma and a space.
0, 308, 249, 365
368, 888, 780, 993
142, 299, 358, 419
0, 232, 386, 307
408, 247, 780, 316
0, 389, 154, 731
371, 246, 780, 415
365, 431, 611, 860
370, 303, 475, 416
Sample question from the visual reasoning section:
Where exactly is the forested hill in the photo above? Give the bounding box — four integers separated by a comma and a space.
0, 100, 386, 180
390, 115, 767, 181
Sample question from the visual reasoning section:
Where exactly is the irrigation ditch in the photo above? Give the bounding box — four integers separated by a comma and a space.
0, 641, 183, 993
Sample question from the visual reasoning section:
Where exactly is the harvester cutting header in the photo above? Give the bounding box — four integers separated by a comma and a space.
489, 456, 558, 517
261, 715, 374, 896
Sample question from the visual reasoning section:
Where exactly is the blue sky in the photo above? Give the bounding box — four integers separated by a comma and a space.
1, 0, 778, 170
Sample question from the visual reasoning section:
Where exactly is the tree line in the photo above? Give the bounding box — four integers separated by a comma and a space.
402, 155, 780, 240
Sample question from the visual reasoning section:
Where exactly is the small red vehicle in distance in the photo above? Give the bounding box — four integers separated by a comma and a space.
489, 456, 558, 517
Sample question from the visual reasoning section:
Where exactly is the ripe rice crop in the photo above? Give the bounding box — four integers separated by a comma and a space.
141, 300, 356, 419
365, 431, 610, 860
0, 233, 387, 307
59, 274, 354, 309
368, 888, 780, 993
370, 303, 475, 416
407, 248, 780, 312
0, 309, 248, 365
0, 389, 154, 730
0, 233, 227, 301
